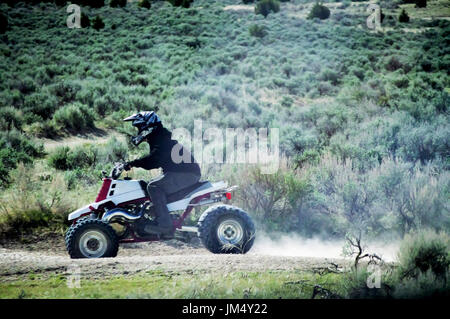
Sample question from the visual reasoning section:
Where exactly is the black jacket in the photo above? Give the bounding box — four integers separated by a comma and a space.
129, 126, 201, 176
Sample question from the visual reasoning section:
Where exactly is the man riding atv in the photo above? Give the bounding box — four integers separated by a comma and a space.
123, 111, 201, 236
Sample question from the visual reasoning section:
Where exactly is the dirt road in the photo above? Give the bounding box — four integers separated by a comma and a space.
0, 235, 348, 282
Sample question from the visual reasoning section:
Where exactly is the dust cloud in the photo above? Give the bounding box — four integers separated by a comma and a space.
251, 232, 400, 262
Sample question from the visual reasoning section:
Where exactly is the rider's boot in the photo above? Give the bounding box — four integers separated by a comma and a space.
143, 210, 174, 236
144, 184, 174, 236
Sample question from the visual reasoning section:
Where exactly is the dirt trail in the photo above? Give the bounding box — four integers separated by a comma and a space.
41, 129, 126, 152
0, 237, 348, 282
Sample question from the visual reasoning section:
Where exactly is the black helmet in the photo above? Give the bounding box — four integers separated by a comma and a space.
123, 111, 161, 146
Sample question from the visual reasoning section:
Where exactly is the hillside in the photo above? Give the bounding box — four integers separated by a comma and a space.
0, 0, 449, 299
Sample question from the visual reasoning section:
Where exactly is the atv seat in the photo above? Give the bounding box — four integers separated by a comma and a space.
139, 180, 211, 203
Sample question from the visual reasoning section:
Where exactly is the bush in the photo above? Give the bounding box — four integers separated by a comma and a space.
138, 0, 151, 9
48, 137, 128, 171
71, 0, 104, 7
393, 268, 450, 298
90, 0, 105, 8
92, 16, 105, 30
385, 56, 403, 72
26, 120, 59, 138
308, 2, 330, 20
48, 145, 96, 170
415, 0, 426, 8
0, 107, 23, 131
81, 12, 90, 28
98, 136, 128, 164
223, 160, 313, 233
0, 164, 72, 237
421, 59, 433, 72
0, 12, 7, 34
54, 0, 67, 6
110, 0, 127, 7
343, 266, 392, 299
397, 230, 450, 279
53, 103, 95, 131
389, 230, 450, 298
249, 24, 267, 38
255, 0, 280, 18
47, 146, 71, 170
23, 92, 58, 120
167, 0, 194, 8
243, 0, 255, 3
0, 131, 44, 187
399, 9, 409, 23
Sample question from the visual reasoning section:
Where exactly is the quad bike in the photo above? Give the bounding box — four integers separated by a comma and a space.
65, 163, 256, 258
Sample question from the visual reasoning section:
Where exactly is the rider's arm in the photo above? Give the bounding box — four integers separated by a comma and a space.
128, 147, 161, 170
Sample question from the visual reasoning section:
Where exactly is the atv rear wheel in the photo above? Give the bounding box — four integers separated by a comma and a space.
197, 205, 255, 254
65, 218, 119, 259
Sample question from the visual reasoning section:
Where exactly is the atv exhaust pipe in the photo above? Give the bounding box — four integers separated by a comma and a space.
102, 208, 143, 223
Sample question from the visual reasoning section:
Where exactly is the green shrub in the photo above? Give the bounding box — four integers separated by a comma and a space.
421, 59, 433, 72
415, 0, 426, 8
53, 103, 95, 131
308, 2, 330, 20
0, 131, 44, 187
0, 164, 72, 237
48, 137, 128, 171
397, 230, 450, 279
255, 0, 280, 18
71, 0, 104, 7
249, 24, 267, 38
110, 0, 127, 7
90, 0, 105, 8
0, 12, 7, 34
0, 107, 23, 131
138, 0, 151, 9
54, 0, 67, 7
342, 267, 392, 299
224, 162, 313, 233
97, 136, 128, 163
92, 16, 105, 30
167, 0, 194, 8
320, 69, 339, 85
48, 145, 97, 171
385, 56, 403, 72
243, 0, 255, 3
389, 230, 450, 298
25, 120, 59, 138
51, 81, 81, 103
67, 144, 97, 169
392, 268, 450, 298
47, 146, 71, 170
399, 9, 409, 23
24, 93, 57, 121
380, 8, 385, 23
13, 77, 36, 94
81, 12, 90, 28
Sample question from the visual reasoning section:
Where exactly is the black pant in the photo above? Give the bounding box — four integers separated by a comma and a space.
147, 172, 201, 226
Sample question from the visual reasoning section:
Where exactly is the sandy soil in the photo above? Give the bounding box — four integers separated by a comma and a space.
0, 235, 348, 282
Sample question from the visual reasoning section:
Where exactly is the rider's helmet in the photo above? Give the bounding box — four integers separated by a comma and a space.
123, 111, 161, 146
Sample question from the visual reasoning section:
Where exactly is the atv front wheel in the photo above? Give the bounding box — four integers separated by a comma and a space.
65, 218, 119, 259
197, 205, 255, 254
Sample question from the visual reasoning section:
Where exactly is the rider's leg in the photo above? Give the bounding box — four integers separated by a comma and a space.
146, 185, 172, 231
145, 172, 200, 235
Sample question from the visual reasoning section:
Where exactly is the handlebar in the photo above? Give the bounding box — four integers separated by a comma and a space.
108, 163, 125, 180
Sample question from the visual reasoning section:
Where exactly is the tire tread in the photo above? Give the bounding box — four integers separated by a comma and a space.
197, 205, 255, 254
65, 217, 119, 259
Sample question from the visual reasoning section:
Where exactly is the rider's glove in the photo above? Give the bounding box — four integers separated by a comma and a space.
123, 162, 132, 171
